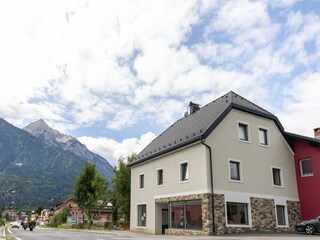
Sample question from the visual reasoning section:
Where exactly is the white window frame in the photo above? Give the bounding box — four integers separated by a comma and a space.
139, 173, 144, 190
179, 161, 189, 183
299, 158, 313, 177
225, 201, 251, 227
237, 121, 251, 143
136, 203, 147, 229
156, 168, 164, 187
275, 204, 288, 227
271, 166, 284, 188
228, 159, 243, 183
258, 126, 270, 147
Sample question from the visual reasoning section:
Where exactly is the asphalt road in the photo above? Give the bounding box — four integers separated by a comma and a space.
5, 227, 320, 240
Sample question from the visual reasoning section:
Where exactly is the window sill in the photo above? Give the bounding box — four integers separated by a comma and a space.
238, 139, 251, 144
272, 185, 284, 189
135, 226, 147, 229
179, 180, 189, 184
301, 174, 313, 178
259, 143, 271, 148
226, 224, 252, 228
229, 179, 243, 183
156, 184, 164, 188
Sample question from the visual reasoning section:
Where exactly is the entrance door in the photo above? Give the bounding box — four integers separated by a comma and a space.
161, 209, 168, 234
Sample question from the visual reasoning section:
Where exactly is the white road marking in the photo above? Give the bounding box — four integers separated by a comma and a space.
7, 228, 12, 233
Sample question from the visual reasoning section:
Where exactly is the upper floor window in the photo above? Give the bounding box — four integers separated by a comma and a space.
272, 167, 283, 187
299, 158, 313, 177
258, 127, 269, 146
229, 159, 242, 182
180, 162, 189, 182
139, 173, 144, 189
238, 122, 250, 142
157, 168, 164, 186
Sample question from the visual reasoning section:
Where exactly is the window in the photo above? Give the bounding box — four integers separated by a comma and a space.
299, 158, 313, 177
258, 127, 269, 146
180, 162, 189, 182
137, 204, 146, 227
238, 122, 250, 142
229, 160, 242, 182
272, 167, 283, 187
169, 200, 202, 230
227, 202, 249, 225
139, 174, 144, 189
157, 168, 164, 186
276, 205, 286, 226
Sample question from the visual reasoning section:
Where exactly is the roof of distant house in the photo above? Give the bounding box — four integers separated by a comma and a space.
129, 91, 284, 167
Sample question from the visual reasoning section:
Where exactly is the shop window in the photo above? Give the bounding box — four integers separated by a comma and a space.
227, 202, 249, 225
169, 200, 202, 230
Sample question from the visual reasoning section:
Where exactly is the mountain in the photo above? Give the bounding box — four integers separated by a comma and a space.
0, 118, 86, 209
23, 119, 114, 181
0, 118, 114, 210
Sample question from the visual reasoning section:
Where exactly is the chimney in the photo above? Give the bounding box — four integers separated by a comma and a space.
314, 127, 320, 139
189, 102, 200, 114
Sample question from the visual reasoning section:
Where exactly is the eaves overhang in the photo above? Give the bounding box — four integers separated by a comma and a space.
128, 136, 201, 167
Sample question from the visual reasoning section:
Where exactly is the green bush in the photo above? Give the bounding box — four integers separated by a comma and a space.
49, 208, 70, 227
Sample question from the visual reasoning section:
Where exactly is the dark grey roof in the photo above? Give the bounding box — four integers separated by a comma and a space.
285, 132, 320, 144
129, 91, 283, 167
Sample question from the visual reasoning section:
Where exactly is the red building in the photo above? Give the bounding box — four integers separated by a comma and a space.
286, 129, 320, 220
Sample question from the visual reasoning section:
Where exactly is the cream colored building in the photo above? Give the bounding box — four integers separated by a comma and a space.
129, 91, 300, 235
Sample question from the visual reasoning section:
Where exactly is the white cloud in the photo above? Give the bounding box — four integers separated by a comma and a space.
278, 72, 320, 137
78, 131, 157, 166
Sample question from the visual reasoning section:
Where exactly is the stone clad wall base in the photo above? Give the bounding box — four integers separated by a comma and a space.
214, 194, 300, 235
156, 193, 300, 236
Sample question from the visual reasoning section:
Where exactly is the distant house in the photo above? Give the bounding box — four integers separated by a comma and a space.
55, 199, 83, 223
54, 198, 112, 226
286, 129, 320, 220
129, 91, 300, 235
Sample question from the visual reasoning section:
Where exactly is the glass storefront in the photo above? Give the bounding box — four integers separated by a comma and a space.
169, 200, 202, 230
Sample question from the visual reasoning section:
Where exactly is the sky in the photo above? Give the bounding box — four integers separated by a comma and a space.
1, 0, 320, 166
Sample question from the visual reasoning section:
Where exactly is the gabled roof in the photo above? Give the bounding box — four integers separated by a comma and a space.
129, 91, 284, 167
285, 132, 320, 148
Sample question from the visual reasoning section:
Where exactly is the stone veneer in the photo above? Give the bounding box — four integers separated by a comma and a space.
155, 193, 300, 236
214, 194, 300, 235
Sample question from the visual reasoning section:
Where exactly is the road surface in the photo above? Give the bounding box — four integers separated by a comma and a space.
5, 227, 320, 240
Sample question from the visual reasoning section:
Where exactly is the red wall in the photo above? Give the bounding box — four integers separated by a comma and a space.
293, 139, 320, 220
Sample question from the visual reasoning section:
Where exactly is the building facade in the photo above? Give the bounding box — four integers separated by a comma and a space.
286, 131, 320, 220
129, 92, 300, 235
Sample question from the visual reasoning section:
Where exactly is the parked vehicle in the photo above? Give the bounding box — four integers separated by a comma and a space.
296, 216, 320, 235
9, 221, 20, 229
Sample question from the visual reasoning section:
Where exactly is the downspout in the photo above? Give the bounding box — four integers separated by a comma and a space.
200, 136, 215, 234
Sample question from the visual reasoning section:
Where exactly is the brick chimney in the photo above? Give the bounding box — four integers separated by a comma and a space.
314, 127, 320, 139
189, 102, 200, 114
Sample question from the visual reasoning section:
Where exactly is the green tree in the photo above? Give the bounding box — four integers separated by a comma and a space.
49, 207, 70, 227
34, 205, 44, 215
111, 154, 134, 225
72, 162, 108, 224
